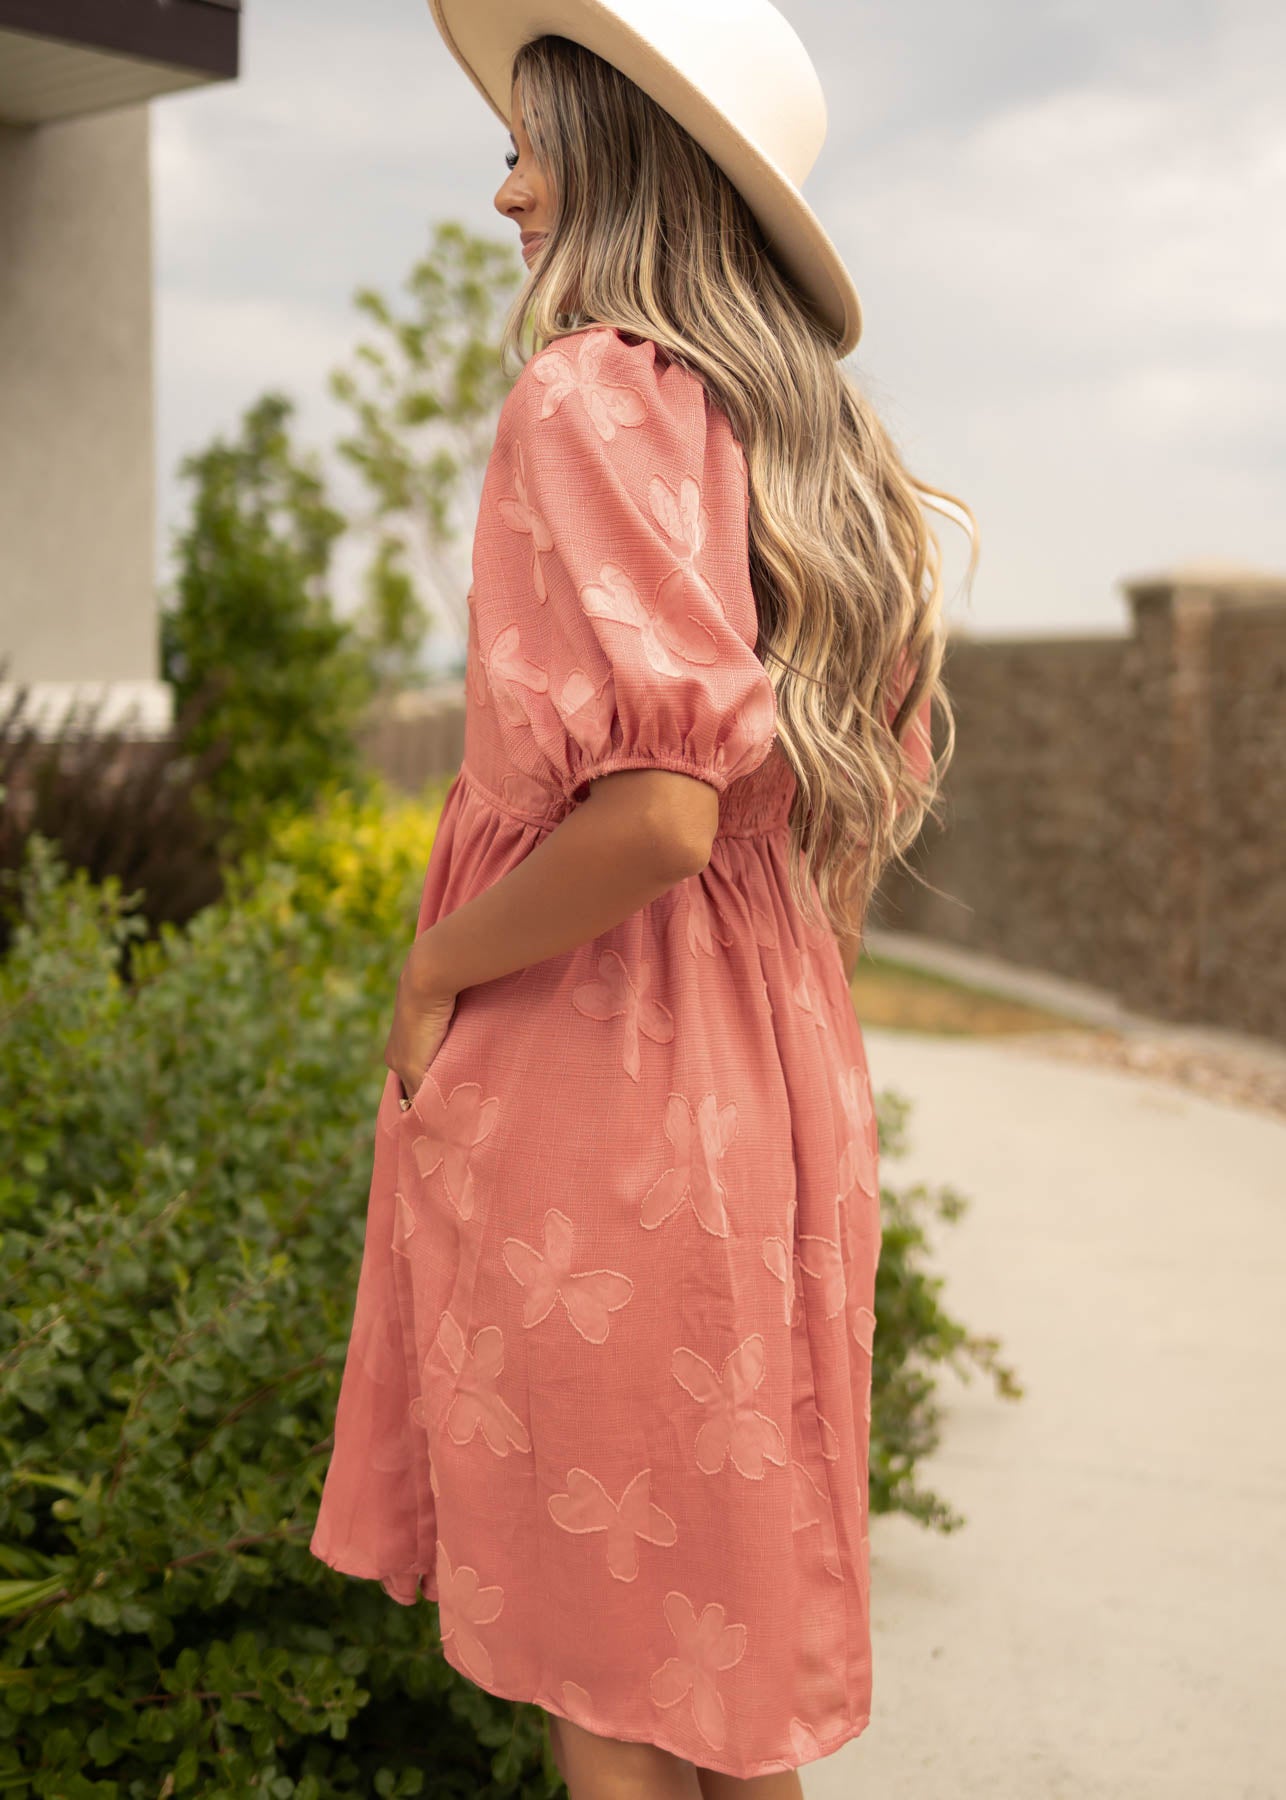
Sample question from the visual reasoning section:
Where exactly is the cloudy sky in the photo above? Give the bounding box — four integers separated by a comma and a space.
151, 0, 1285, 661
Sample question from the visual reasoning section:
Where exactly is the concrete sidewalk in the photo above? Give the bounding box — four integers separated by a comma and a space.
803, 1026, 1285, 1800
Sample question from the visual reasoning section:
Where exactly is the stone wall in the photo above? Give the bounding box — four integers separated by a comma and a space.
361, 567, 1286, 1047
872, 634, 1135, 995
1203, 599, 1286, 1039
875, 567, 1286, 1045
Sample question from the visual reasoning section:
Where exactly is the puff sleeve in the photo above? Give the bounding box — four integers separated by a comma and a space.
476, 327, 778, 807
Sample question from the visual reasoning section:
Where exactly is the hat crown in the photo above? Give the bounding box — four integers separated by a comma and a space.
427, 0, 862, 354
583, 0, 828, 190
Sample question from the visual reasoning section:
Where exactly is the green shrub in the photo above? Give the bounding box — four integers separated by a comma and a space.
870, 1090, 1024, 1532
0, 799, 560, 1797
0, 785, 1017, 1792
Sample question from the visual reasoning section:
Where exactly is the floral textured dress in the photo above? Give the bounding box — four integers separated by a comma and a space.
310, 324, 930, 1780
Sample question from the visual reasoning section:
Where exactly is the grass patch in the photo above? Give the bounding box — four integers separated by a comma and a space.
852, 950, 1091, 1038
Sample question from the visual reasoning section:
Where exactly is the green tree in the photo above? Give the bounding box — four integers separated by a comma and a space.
329, 221, 524, 689
160, 394, 379, 852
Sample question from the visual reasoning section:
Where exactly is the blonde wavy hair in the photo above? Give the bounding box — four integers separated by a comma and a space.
500, 34, 978, 940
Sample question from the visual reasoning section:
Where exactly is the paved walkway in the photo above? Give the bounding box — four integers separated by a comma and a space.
803, 1022, 1285, 1800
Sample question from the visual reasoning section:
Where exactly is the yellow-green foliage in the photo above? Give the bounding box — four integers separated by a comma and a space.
234, 774, 453, 946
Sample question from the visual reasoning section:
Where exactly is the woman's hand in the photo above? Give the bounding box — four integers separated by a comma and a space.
384, 958, 458, 1106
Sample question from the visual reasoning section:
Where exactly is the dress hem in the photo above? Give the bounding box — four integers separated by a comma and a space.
310, 1543, 872, 1780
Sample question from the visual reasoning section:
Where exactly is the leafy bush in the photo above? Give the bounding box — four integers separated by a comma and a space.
0, 783, 1017, 1792
870, 1091, 1023, 1531
0, 789, 560, 1797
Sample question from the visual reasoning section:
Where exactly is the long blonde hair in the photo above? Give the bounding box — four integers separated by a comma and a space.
502, 34, 978, 937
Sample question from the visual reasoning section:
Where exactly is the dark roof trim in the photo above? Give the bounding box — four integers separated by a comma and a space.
0, 0, 239, 81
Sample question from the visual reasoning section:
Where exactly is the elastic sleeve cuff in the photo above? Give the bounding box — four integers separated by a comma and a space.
563, 750, 730, 805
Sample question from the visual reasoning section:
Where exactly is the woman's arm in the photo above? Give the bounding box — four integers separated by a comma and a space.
401, 768, 718, 1006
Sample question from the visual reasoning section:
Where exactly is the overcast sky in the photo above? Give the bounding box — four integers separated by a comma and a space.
151, 0, 1285, 662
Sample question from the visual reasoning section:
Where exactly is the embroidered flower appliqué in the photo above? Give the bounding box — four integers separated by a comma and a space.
790, 1458, 844, 1580
531, 330, 649, 440
792, 961, 829, 1030
434, 1311, 532, 1456
748, 897, 780, 950
649, 1589, 747, 1752
762, 1195, 800, 1327
547, 1466, 678, 1580
579, 563, 720, 677
641, 1092, 738, 1237
647, 473, 726, 619
497, 441, 554, 600
647, 471, 707, 561
390, 1189, 417, 1258
837, 1063, 879, 1200
410, 1077, 500, 1221
500, 768, 564, 822
791, 1718, 822, 1762
839, 1060, 875, 1136
560, 1679, 594, 1719
705, 681, 779, 790
502, 1206, 634, 1343
553, 665, 615, 761
759, 1719, 825, 1775
465, 603, 490, 709
790, 1401, 845, 1581
796, 1230, 847, 1319
671, 1333, 787, 1479
679, 880, 733, 959
436, 1540, 504, 1685
484, 621, 549, 729
571, 947, 674, 1083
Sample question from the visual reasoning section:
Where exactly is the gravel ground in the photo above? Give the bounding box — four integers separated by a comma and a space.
998, 1025, 1286, 1122
861, 927, 1286, 1125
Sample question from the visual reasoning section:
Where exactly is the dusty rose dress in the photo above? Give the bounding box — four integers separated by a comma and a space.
310, 325, 929, 1779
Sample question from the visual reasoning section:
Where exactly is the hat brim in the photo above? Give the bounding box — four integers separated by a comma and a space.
427, 0, 862, 356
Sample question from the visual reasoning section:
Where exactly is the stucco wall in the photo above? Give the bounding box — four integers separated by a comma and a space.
0, 104, 158, 706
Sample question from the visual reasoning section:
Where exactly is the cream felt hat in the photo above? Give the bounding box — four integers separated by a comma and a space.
426, 0, 864, 357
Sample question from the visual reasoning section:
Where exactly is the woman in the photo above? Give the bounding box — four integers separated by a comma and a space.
311, 3, 977, 1794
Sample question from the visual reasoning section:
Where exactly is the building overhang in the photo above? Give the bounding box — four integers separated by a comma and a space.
0, 0, 239, 126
